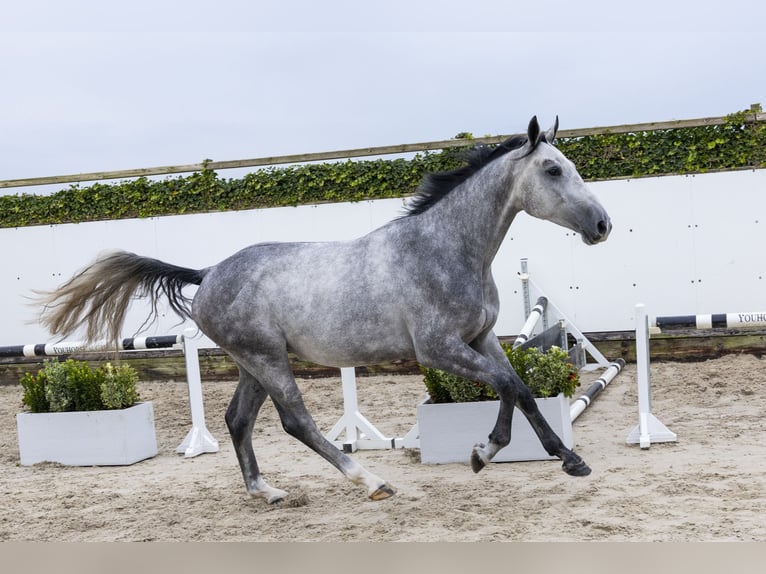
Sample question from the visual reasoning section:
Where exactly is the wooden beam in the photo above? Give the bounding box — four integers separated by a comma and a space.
2, 110, 763, 190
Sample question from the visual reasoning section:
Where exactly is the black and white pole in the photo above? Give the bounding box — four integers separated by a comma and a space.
655, 312, 766, 330
0, 335, 183, 358
569, 358, 625, 422
512, 296, 548, 349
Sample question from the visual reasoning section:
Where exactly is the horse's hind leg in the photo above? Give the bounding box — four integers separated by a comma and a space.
235, 349, 395, 501
269, 381, 396, 500
225, 365, 288, 503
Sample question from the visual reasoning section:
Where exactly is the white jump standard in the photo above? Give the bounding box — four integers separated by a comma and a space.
631, 308, 766, 447
627, 303, 677, 448
324, 367, 403, 452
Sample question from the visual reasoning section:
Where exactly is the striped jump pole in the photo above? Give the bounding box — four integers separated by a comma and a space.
512, 296, 548, 349
0, 335, 182, 358
655, 311, 766, 330
570, 358, 625, 422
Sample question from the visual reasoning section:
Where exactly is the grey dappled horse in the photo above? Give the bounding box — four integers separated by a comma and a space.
37, 117, 612, 503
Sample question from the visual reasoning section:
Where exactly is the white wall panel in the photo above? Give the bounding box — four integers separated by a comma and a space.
2, 170, 764, 346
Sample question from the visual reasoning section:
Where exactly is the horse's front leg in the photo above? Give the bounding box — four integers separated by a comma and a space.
472, 332, 591, 476
422, 331, 591, 477
468, 380, 518, 473
416, 333, 520, 470
513, 379, 591, 476
472, 385, 591, 476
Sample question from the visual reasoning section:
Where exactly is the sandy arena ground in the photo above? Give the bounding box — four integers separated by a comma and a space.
1, 354, 764, 542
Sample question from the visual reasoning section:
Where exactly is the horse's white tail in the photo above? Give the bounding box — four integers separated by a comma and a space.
35, 249, 205, 347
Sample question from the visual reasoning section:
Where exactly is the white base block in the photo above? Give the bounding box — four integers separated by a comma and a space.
626, 413, 677, 449
17, 402, 158, 466
176, 425, 220, 457
417, 394, 572, 464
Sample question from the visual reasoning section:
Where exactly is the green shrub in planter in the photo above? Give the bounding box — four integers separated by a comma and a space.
101, 362, 139, 409
18, 369, 49, 413
19, 359, 140, 413
422, 367, 498, 403
421, 344, 580, 403
505, 345, 580, 398
49, 359, 104, 411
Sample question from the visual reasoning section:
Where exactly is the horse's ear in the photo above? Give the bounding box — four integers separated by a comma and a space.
544, 116, 559, 143
527, 116, 540, 145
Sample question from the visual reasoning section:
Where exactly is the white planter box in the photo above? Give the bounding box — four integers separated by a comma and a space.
417, 394, 572, 464
16, 401, 158, 466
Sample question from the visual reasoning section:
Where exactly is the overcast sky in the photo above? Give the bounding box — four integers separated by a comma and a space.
2, 0, 764, 192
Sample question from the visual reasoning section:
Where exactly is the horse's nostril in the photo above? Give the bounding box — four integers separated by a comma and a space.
597, 220, 609, 236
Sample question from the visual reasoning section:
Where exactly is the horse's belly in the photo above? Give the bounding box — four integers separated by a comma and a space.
286, 327, 416, 368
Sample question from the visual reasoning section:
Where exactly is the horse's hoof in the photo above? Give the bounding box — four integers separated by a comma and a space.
563, 458, 592, 477
369, 484, 396, 500
249, 485, 289, 504
471, 444, 489, 473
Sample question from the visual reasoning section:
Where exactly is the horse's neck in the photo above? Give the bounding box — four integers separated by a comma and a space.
416, 162, 519, 268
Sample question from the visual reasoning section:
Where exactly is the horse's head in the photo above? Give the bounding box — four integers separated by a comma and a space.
511, 116, 611, 245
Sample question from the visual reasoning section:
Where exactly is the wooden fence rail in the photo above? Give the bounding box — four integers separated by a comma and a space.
2, 106, 764, 191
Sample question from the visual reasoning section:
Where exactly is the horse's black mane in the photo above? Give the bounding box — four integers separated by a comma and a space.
403, 133, 531, 216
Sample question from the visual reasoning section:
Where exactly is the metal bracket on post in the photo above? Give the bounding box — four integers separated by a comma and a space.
520, 258, 531, 319
626, 304, 677, 448
325, 367, 402, 452
558, 320, 568, 350
176, 327, 220, 458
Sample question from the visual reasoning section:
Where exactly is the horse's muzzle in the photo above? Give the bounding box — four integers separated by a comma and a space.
582, 217, 612, 245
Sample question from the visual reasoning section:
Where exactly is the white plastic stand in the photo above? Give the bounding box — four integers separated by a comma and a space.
325, 367, 403, 452
626, 304, 677, 448
175, 327, 220, 457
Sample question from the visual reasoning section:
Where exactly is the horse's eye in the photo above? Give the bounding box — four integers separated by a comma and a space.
546, 165, 562, 177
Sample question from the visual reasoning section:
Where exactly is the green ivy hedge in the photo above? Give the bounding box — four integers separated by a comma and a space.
2, 110, 764, 229
558, 110, 766, 179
